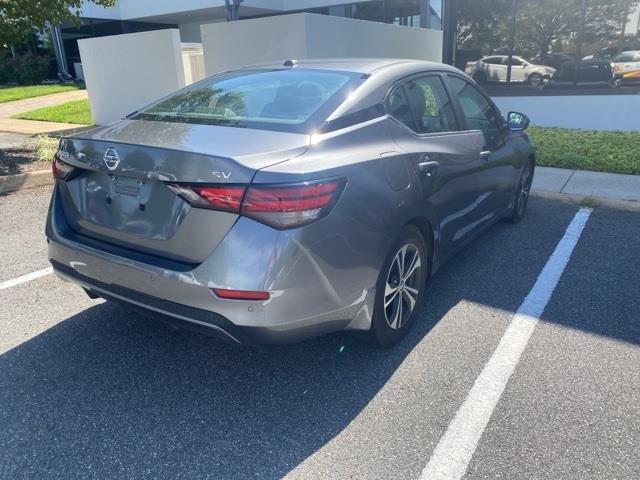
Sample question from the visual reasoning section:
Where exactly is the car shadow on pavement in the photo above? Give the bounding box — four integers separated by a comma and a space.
2, 197, 622, 479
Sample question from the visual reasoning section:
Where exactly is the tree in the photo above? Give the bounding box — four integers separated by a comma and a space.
517, 0, 639, 56
516, 0, 575, 56
0, 0, 116, 51
455, 0, 511, 53
456, 0, 640, 58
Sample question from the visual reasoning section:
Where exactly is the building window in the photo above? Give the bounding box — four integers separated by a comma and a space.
429, 0, 443, 29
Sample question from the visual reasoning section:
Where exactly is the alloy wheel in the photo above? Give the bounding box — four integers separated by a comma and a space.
384, 244, 422, 329
517, 163, 532, 217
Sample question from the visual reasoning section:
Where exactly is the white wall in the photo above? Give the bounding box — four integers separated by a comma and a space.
201, 13, 443, 76
78, 29, 185, 125
493, 95, 640, 132
304, 14, 442, 60
201, 14, 310, 75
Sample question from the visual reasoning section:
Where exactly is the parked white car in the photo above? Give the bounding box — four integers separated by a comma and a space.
465, 55, 555, 86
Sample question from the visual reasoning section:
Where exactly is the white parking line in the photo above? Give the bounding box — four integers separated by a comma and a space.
0, 267, 53, 290
421, 207, 593, 480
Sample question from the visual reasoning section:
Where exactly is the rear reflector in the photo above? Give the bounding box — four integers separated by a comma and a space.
212, 288, 270, 301
166, 178, 345, 229
52, 153, 77, 181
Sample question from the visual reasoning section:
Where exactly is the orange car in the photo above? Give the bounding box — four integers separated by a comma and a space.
612, 50, 640, 82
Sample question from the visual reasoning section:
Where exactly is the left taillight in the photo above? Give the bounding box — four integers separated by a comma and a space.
166, 178, 346, 229
52, 152, 77, 181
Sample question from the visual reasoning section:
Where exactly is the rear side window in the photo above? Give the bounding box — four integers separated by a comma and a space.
388, 75, 457, 134
448, 76, 503, 132
133, 68, 363, 133
503, 57, 523, 66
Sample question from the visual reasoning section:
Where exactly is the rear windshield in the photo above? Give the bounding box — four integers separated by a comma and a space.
133, 68, 363, 133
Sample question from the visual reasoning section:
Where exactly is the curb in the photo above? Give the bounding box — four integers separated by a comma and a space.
0, 170, 53, 195
531, 189, 640, 212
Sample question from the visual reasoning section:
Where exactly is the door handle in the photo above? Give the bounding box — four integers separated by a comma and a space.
418, 160, 439, 176
480, 150, 492, 161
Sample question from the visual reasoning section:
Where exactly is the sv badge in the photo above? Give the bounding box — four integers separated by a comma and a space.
211, 171, 232, 180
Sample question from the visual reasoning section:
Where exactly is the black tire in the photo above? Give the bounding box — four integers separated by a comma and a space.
528, 72, 543, 87
473, 72, 487, 85
505, 159, 534, 224
357, 225, 430, 346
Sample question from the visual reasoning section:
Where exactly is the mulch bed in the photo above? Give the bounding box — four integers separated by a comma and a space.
0, 144, 50, 176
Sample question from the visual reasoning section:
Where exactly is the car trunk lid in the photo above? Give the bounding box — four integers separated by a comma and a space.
57, 119, 310, 264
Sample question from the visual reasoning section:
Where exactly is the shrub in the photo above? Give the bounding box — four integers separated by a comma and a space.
0, 54, 51, 84
35, 134, 59, 162
14, 54, 50, 84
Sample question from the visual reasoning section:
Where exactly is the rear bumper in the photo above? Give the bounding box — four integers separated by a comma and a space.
46, 184, 378, 345
51, 260, 348, 345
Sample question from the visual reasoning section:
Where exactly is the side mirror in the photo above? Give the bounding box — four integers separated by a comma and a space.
507, 111, 530, 131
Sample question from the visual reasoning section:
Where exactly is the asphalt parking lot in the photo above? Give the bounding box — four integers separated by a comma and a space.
1, 185, 639, 480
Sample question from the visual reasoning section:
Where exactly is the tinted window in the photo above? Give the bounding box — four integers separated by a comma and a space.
388, 88, 414, 130
448, 76, 503, 132
483, 57, 503, 65
409, 76, 457, 133
389, 76, 457, 134
504, 57, 523, 66
134, 69, 362, 133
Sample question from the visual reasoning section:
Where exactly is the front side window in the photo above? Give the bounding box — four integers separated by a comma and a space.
448, 76, 503, 132
133, 69, 363, 133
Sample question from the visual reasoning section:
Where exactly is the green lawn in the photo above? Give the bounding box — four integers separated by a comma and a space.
13, 99, 92, 125
0, 84, 84, 103
528, 126, 640, 176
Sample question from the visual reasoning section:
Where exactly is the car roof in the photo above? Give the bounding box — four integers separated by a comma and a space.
239, 57, 460, 76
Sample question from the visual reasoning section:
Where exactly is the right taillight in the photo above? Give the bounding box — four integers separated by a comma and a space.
166, 178, 345, 229
52, 152, 77, 181
241, 179, 346, 229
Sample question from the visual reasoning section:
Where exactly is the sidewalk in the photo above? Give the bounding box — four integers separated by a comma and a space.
532, 166, 640, 203
0, 90, 87, 118
0, 89, 88, 135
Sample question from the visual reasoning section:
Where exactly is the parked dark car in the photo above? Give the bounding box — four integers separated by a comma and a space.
545, 60, 618, 89
531, 53, 577, 70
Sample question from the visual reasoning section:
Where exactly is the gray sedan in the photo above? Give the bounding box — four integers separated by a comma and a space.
46, 58, 535, 346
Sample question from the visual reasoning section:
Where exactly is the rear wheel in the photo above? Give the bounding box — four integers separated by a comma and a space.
359, 226, 429, 346
506, 159, 534, 224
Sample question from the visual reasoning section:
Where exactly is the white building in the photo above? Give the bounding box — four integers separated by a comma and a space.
56, 0, 447, 72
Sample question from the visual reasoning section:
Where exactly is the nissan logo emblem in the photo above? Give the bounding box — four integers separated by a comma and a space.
103, 147, 120, 171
